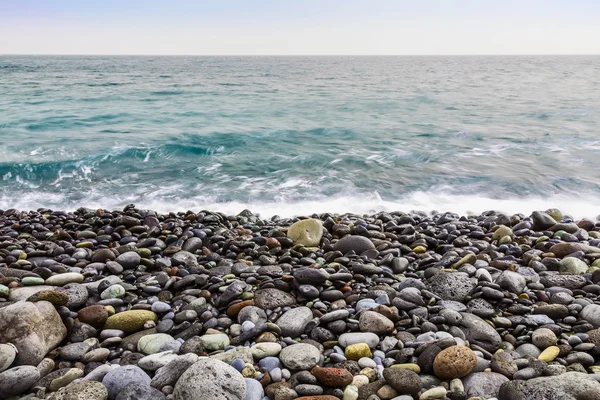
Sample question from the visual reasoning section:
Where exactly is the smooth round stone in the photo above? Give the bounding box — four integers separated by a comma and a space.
101, 284, 126, 300
358, 357, 377, 369
334, 235, 376, 255
82, 347, 111, 362
532, 328, 557, 349
59, 342, 91, 361
151, 301, 171, 313
270, 367, 282, 382
102, 365, 151, 399
0, 285, 9, 298
538, 346, 560, 362
45, 272, 84, 286
258, 356, 281, 372
420, 386, 447, 400
276, 306, 313, 338
115, 251, 141, 269
279, 343, 320, 370
345, 343, 372, 360
231, 358, 245, 372
138, 333, 175, 355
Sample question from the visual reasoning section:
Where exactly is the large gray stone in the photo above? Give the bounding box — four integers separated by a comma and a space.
115, 251, 141, 269
580, 304, 600, 328
173, 358, 246, 400
279, 343, 320, 370
0, 301, 66, 366
462, 372, 509, 398
275, 307, 313, 338
559, 257, 588, 275
0, 365, 40, 398
102, 365, 151, 400
495, 270, 526, 293
498, 372, 600, 400
459, 312, 502, 353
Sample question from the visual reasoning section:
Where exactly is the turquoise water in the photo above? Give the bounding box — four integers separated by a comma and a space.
1, 55, 600, 217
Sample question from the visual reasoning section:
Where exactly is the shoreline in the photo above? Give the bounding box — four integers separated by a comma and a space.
1, 205, 600, 399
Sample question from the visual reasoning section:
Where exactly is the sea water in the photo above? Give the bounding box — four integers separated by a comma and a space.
1, 55, 599, 217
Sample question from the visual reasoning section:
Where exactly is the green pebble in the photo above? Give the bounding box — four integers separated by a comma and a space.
76, 241, 94, 248
240, 292, 254, 300
536, 235, 550, 244
140, 258, 154, 268
22, 277, 45, 286
554, 230, 567, 238
138, 248, 152, 258
0, 284, 9, 297
165, 235, 178, 244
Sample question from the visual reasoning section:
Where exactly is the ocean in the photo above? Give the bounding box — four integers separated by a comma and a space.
1, 55, 599, 218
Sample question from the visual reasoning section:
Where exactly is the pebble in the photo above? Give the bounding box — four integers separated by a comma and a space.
1, 207, 600, 400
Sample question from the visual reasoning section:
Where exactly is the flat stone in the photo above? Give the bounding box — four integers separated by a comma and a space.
276, 307, 313, 338
254, 288, 296, 309
0, 365, 40, 398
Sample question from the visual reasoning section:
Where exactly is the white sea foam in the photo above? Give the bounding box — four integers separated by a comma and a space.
2, 188, 600, 220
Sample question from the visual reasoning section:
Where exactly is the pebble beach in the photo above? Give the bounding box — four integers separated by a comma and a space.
1, 206, 600, 400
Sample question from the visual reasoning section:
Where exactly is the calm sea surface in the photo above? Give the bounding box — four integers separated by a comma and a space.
1, 56, 599, 217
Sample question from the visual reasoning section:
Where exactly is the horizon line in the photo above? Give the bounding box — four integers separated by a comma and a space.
1, 53, 599, 57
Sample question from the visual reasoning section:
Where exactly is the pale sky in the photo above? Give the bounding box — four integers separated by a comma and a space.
1, 0, 599, 55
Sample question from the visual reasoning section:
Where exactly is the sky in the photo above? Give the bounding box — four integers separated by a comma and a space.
1, 0, 599, 55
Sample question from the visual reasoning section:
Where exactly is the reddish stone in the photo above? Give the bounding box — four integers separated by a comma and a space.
311, 366, 353, 387
266, 237, 281, 248
77, 305, 109, 328
226, 299, 254, 318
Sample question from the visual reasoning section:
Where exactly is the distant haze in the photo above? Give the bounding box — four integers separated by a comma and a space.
1, 0, 599, 55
